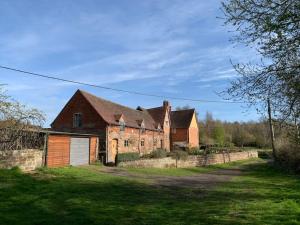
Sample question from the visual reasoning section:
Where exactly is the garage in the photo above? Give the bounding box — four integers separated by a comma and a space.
46, 132, 99, 168
70, 137, 90, 166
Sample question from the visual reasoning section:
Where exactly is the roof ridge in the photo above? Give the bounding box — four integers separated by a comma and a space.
77, 89, 110, 124
171, 108, 195, 112
79, 89, 150, 115
148, 106, 163, 109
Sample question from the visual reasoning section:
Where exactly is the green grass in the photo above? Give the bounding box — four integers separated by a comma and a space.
0, 159, 299, 225
125, 159, 256, 176
125, 166, 214, 176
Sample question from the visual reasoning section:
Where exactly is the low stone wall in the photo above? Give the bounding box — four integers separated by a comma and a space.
0, 149, 43, 171
118, 150, 258, 168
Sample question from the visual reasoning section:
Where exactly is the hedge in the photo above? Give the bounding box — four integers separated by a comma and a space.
116, 152, 140, 163
150, 149, 167, 158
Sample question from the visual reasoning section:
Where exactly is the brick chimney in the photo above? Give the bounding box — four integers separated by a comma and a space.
163, 100, 171, 111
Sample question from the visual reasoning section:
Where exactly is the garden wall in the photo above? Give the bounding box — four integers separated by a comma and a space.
118, 150, 258, 168
0, 149, 43, 171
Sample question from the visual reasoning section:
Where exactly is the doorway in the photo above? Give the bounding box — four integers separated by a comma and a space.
109, 139, 118, 163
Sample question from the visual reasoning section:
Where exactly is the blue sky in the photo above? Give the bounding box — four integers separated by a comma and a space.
0, 0, 261, 127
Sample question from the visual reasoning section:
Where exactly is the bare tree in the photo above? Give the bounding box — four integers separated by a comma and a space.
221, 0, 300, 154
0, 88, 45, 150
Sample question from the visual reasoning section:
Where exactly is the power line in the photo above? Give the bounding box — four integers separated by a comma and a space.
0, 65, 246, 104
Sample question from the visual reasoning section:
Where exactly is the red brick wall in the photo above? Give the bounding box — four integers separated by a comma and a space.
171, 128, 188, 143
51, 91, 107, 134
47, 135, 70, 168
107, 125, 164, 163
89, 137, 98, 163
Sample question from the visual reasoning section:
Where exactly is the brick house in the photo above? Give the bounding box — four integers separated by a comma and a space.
171, 109, 199, 149
51, 90, 199, 163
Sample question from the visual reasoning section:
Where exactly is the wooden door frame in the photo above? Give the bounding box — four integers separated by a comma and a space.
111, 138, 118, 163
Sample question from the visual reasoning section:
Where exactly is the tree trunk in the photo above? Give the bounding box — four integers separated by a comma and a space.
267, 98, 276, 159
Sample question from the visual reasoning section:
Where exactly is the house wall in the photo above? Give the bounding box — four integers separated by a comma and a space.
171, 112, 199, 149
163, 108, 171, 151
171, 128, 188, 145
188, 113, 199, 148
107, 125, 164, 163
89, 137, 98, 163
51, 91, 106, 136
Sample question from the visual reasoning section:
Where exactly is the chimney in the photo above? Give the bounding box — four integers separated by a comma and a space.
163, 100, 171, 111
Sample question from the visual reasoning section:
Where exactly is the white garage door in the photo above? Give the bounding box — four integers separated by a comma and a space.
70, 138, 89, 166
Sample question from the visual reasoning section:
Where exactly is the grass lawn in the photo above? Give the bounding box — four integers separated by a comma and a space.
0, 159, 299, 225
124, 159, 254, 176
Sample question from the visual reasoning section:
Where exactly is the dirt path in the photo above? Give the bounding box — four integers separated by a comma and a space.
88, 166, 243, 190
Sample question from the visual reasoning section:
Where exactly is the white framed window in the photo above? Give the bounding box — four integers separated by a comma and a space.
73, 113, 82, 128
141, 139, 145, 147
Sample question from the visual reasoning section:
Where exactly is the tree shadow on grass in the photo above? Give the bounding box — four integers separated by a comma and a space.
0, 163, 299, 225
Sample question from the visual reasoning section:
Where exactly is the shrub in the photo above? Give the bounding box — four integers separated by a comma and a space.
277, 143, 300, 173
10, 166, 21, 173
150, 149, 167, 158
116, 152, 140, 163
169, 150, 188, 161
188, 148, 204, 155
258, 150, 272, 159
140, 153, 151, 159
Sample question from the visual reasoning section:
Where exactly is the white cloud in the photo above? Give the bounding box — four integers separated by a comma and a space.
197, 74, 239, 82
0, 0, 262, 124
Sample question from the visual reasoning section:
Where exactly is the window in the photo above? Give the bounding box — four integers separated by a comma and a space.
119, 121, 125, 131
140, 120, 145, 133
157, 124, 161, 130
157, 124, 161, 132
160, 140, 163, 148
124, 140, 129, 147
141, 139, 145, 147
73, 113, 82, 128
154, 138, 157, 146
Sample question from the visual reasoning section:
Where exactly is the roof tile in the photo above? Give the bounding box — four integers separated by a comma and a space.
171, 109, 195, 128
79, 90, 158, 130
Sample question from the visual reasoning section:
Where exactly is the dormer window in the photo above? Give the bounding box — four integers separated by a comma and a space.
73, 113, 82, 128
157, 123, 161, 131
137, 120, 145, 133
141, 122, 145, 133
115, 114, 125, 131
119, 120, 125, 131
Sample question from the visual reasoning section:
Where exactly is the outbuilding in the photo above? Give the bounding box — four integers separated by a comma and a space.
44, 130, 99, 168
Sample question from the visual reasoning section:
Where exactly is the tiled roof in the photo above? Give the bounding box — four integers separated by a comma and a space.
171, 109, 195, 128
146, 106, 166, 127
79, 90, 158, 130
